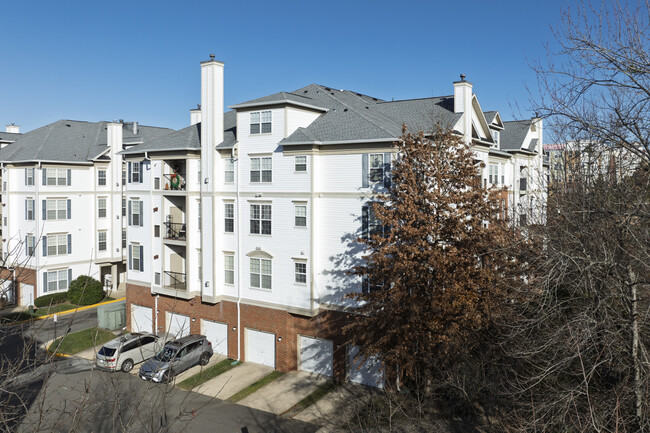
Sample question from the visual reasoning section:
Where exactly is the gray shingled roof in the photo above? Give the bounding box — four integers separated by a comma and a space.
0, 132, 21, 143
0, 120, 173, 163
500, 119, 533, 151
229, 91, 328, 112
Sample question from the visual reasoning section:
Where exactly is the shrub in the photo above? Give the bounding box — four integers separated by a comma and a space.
66, 276, 104, 306
35, 292, 69, 307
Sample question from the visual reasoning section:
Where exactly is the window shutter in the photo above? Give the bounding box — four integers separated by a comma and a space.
128, 201, 132, 226
25, 200, 27, 220
128, 162, 132, 183
67, 199, 71, 219
42, 200, 47, 220
362, 206, 369, 239
42, 236, 47, 257
139, 162, 144, 183
139, 201, 143, 227
25, 168, 28, 185
67, 234, 72, 254
383, 152, 391, 189
42, 168, 46, 186
68, 269, 72, 285
361, 154, 369, 188
128, 245, 132, 270
139, 245, 144, 271
43, 273, 47, 293
25, 236, 28, 257
67, 169, 71, 186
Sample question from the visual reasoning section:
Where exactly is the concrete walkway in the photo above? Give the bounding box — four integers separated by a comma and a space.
294, 382, 376, 426
193, 361, 273, 400
238, 370, 330, 414
172, 352, 224, 382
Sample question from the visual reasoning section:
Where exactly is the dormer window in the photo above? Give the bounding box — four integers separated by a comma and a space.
250, 111, 272, 134
492, 130, 500, 148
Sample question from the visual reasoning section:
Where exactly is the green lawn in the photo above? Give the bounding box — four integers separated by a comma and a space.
48, 327, 116, 355
0, 312, 33, 324
33, 303, 77, 317
0, 296, 120, 326
281, 381, 338, 417
177, 359, 239, 390
227, 371, 284, 402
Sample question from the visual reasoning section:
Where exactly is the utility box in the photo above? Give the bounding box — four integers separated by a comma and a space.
97, 299, 126, 331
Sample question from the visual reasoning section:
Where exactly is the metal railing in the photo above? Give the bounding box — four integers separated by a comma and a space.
164, 271, 186, 291
163, 173, 186, 191
164, 221, 186, 240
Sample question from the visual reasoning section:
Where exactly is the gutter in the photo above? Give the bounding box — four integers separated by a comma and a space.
234, 146, 242, 362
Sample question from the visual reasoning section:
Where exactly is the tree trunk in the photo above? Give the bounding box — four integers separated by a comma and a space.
629, 267, 643, 431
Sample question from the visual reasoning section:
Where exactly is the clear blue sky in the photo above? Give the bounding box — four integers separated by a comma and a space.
1, 0, 566, 132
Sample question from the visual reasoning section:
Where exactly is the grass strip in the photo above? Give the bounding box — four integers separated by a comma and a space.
227, 371, 284, 402
48, 327, 116, 355
0, 312, 33, 324
281, 380, 338, 417
177, 359, 239, 390
33, 304, 77, 317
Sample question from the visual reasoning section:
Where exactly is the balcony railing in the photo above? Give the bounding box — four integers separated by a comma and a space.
164, 271, 186, 291
520, 178, 528, 191
163, 173, 186, 191
164, 221, 186, 240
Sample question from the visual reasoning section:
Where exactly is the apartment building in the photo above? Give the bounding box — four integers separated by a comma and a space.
0, 120, 172, 306
122, 57, 547, 387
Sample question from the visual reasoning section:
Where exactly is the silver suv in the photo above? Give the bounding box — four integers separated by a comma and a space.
138, 334, 213, 383
96, 332, 171, 373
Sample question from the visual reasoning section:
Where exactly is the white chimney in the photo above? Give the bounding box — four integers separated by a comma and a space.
199, 54, 224, 300
453, 74, 473, 144
6, 124, 19, 133
190, 107, 201, 125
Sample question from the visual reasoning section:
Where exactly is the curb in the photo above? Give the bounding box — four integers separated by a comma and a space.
2, 297, 126, 326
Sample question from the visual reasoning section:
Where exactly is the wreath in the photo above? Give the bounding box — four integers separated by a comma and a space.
170, 173, 180, 189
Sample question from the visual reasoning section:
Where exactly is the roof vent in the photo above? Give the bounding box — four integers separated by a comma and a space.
209, 53, 215, 61
344, 108, 348, 112
460, 74, 466, 82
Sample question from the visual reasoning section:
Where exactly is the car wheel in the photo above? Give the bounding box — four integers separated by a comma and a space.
121, 359, 134, 373
162, 371, 172, 383
200, 352, 210, 366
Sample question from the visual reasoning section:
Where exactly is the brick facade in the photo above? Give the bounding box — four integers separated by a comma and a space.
126, 283, 353, 381
1, 266, 37, 306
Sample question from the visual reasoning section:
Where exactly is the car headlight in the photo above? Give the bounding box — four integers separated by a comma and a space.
152, 370, 166, 382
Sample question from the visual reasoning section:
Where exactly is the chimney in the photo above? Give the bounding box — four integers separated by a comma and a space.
6, 123, 19, 134
190, 105, 201, 125
453, 74, 473, 144
132, 121, 138, 135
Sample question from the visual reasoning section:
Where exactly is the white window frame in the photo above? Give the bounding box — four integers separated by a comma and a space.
26, 168, 34, 186
250, 110, 271, 134
47, 234, 68, 256
98, 169, 107, 186
26, 234, 35, 257
250, 203, 271, 235
294, 155, 307, 172
26, 199, 34, 221
46, 199, 67, 221
132, 163, 141, 183
46, 168, 68, 186
45, 269, 69, 293
250, 257, 272, 290
250, 157, 272, 183
224, 159, 234, 183
224, 253, 234, 285
131, 243, 141, 271
98, 231, 107, 252
294, 261, 307, 285
294, 204, 307, 228
98, 197, 107, 218
369, 153, 384, 183
224, 202, 234, 233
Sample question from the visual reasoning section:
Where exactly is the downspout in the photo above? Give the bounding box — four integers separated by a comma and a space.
233, 147, 242, 361
155, 294, 159, 334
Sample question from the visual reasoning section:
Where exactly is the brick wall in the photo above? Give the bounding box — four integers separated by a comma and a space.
126, 283, 354, 381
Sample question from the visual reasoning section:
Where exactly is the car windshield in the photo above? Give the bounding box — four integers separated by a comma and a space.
98, 347, 116, 357
155, 346, 177, 362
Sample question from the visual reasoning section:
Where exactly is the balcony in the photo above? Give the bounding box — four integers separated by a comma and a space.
164, 270, 186, 291
163, 173, 186, 191
164, 221, 186, 241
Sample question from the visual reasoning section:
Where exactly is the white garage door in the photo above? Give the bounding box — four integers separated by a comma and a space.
202, 320, 228, 356
131, 304, 153, 333
299, 336, 333, 377
348, 345, 384, 389
20, 284, 34, 306
246, 329, 275, 368
166, 312, 190, 338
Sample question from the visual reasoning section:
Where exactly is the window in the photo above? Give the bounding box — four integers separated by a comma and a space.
122, 198, 126, 217
26, 234, 35, 257
198, 249, 202, 280
295, 262, 307, 284
224, 159, 234, 183
492, 130, 500, 147
154, 225, 160, 238
129, 243, 143, 271
122, 229, 126, 248
129, 200, 143, 226
44, 269, 70, 293
98, 170, 106, 186
250, 204, 271, 235
295, 156, 307, 172
224, 254, 234, 284
154, 177, 160, 190
45, 234, 70, 256
155, 272, 161, 285
369, 154, 384, 183
222, 203, 234, 233
198, 200, 202, 231
250, 157, 272, 182
98, 198, 107, 218
98, 231, 107, 252
131, 163, 141, 183
44, 199, 69, 221
362, 204, 384, 239
250, 110, 271, 134
25, 168, 34, 186
45, 168, 69, 186
294, 204, 307, 227
25, 199, 35, 221
122, 169, 126, 185
250, 258, 271, 289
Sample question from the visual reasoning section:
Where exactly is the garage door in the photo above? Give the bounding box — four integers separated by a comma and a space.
246, 329, 275, 368
299, 336, 333, 377
348, 345, 384, 389
131, 304, 153, 333
166, 312, 190, 338
202, 320, 228, 356
20, 284, 34, 306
